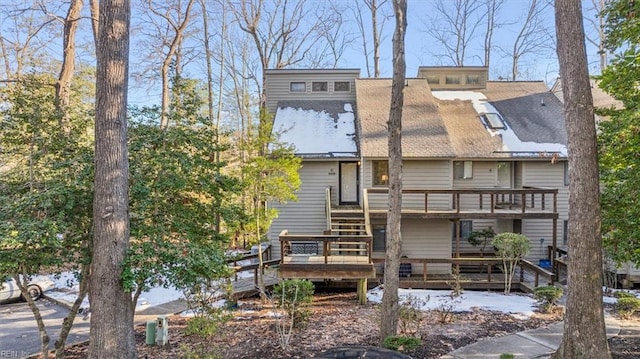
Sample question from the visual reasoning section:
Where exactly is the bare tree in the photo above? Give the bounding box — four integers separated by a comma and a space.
314, 1, 353, 69
584, 0, 608, 72
142, 0, 197, 129
552, 0, 611, 357
0, 3, 57, 78
351, 0, 391, 77
228, 0, 331, 113
89, 0, 136, 357
379, 0, 406, 343
482, 0, 505, 68
423, 0, 485, 66
55, 0, 83, 131
509, 0, 553, 80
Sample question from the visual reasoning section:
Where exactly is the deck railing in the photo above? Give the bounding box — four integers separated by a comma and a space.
227, 247, 280, 285
325, 186, 332, 232
366, 187, 558, 214
372, 257, 555, 286
279, 230, 372, 264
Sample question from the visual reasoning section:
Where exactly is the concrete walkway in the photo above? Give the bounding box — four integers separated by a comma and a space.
440, 314, 621, 359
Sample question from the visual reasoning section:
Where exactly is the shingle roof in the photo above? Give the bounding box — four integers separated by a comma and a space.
355, 78, 455, 158
483, 82, 567, 145
272, 100, 358, 158
437, 99, 503, 158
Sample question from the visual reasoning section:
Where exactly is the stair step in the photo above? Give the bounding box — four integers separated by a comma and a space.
330, 230, 367, 234
331, 224, 366, 228
331, 217, 365, 221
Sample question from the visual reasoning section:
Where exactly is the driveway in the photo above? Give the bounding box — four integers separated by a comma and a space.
0, 299, 90, 358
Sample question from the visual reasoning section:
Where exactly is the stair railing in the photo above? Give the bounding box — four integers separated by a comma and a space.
325, 186, 332, 233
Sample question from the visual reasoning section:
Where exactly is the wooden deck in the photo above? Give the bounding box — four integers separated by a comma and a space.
231, 269, 281, 299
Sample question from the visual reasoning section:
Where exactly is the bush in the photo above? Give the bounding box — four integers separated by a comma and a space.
398, 294, 428, 335
382, 335, 422, 352
273, 279, 315, 325
614, 291, 636, 299
534, 285, 563, 313
616, 296, 640, 319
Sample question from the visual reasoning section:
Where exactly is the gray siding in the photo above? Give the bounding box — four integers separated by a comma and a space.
521, 161, 569, 259
364, 159, 451, 210
268, 161, 339, 257
265, 70, 359, 114
371, 219, 452, 275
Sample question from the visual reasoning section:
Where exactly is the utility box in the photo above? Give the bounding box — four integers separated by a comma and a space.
145, 321, 157, 345
156, 316, 169, 346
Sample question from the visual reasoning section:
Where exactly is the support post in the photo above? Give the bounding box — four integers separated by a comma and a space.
357, 278, 367, 304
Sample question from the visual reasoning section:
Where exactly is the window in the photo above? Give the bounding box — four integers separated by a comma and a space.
372, 160, 389, 186
290, 82, 306, 92
563, 220, 568, 245
452, 220, 473, 240
564, 161, 569, 186
453, 161, 473, 179
373, 225, 386, 252
466, 74, 480, 85
312, 81, 328, 92
426, 76, 440, 85
480, 113, 506, 130
445, 75, 461, 84
334, 81, 350, 92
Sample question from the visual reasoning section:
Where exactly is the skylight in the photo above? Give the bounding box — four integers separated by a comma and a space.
480, 112, 506, 130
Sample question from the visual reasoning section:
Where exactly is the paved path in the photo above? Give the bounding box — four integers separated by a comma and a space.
440, 314, 622, 359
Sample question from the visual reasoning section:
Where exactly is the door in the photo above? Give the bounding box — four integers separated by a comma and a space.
339, 162, 359, 204
497, 162, 513, 188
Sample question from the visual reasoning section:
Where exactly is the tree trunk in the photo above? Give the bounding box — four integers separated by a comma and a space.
89, 0, 99, 49
55, 0, 83, 133
370, 0, 381, 78
379, 0, 406, 343
552, 0, 611, 357
55, 262, 90, 358
89, 0, 136, 357
14, 273, 50, 358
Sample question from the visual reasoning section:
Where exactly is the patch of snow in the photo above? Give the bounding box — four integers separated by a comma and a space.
272, 104, 357, 155
367, 286, 537, 318
432, 91, 568, 157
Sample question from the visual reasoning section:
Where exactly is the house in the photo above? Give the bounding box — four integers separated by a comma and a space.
266, 66, 569, 292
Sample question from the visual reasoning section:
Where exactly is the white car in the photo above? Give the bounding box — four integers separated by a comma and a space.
0, 275, 55, 302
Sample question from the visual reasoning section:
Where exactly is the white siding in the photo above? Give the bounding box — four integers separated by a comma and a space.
265, 70, 359, 113
268, 161, 339, 257
364, 159, 451, 210
521, 161, 569, 259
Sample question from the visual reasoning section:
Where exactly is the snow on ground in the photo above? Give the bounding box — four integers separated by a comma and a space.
367, 286, 538, 318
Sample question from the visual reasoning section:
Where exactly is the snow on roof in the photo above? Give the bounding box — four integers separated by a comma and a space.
272, 101, 357, 157
433, 91, 568, 157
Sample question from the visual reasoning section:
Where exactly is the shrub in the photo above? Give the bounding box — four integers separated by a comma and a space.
382, 335, 422, 352
534, 285, 563, 313
616, 296, 640, 319
500, 354, 515, 359
398, 294, 428, 335
493, 232, 531, 294
273, 279, 315, 325
614, 291, 636, 299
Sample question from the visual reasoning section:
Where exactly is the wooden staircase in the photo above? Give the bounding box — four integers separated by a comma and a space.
329, 213, 369, 255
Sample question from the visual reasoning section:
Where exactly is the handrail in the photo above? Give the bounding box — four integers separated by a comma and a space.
520, 259, 556, 286
362, 188, 372, 236
366, 187, 559, 214
325, 186, 332, 232
279, 230, 372, 264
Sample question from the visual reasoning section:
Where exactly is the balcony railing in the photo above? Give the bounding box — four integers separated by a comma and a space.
365, 187, 558, 216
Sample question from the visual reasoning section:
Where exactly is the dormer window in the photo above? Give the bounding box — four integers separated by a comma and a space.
334, 81, 350, 92
312, 81, 328, 92
290, 82, 306, 92
466, 74, 480, 85
445, 75, 461, 84
480, 113, 506, 130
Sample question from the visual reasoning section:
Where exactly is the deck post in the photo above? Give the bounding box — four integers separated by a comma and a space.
357, 278, 367, 304
551, 218, 558, 283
